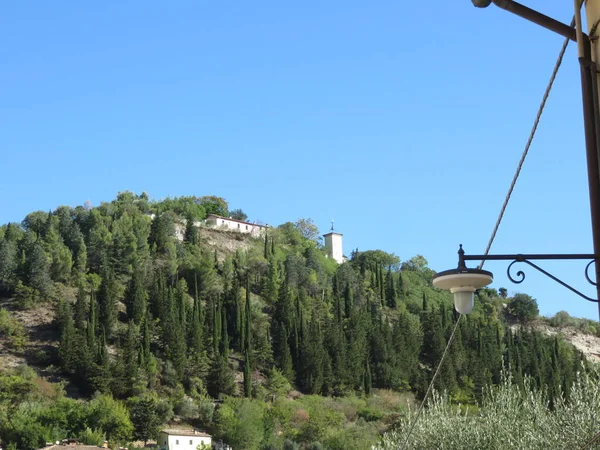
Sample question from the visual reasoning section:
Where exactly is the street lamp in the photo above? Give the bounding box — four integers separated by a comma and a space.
433, 0, 600, 318
433, 245, 598, 313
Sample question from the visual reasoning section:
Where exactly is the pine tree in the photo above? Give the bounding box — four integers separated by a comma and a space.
26, 241, 52, 296
207, 355, 236, 398
130, 396, 160, 445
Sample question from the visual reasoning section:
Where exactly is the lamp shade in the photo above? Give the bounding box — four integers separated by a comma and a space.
433, 268, 493, 314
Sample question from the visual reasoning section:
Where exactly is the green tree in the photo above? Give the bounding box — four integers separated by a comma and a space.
508, 293, 539, 323
207, 355, 236, 398
214, 397, 265, 450
229, 209, 248, 221
86, 394, 134, 443
244, 349, 252, 397
129, 396, 161, 445
98, 267, 119, 337
125, 268, 147, 324
25, 241, 52, 297
199, 195, 229, 217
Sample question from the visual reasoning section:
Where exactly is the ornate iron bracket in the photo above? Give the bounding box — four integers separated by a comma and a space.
457, 245, 600, 303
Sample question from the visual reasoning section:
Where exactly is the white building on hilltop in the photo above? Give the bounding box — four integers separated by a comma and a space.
323, 223, 344, 264
203, 214, 267, 237
157, 429, 211, 450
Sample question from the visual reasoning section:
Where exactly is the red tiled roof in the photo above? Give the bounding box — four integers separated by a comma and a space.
160, 429, 212, 437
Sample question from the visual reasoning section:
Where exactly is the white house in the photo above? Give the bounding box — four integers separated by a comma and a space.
157, 429, 212, 450
204, 214, 267, 237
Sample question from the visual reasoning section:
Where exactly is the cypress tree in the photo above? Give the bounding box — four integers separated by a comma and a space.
244, 349, 252, 397
298, 320, 324, 394
244, 279, 252, 352
344, 284, 353, 319
189, 293, 204, 354
98, 266, 119, 338
364, 361, 372, 395
274, 323, 294, 382
264, 233, 269, 259
58, 300, 76, 372
220, 306, 229, 359
213, 299, 221, 356
379, 264, 385, 302
385, 269, 397, 308
123, 321, 140, 392
126, 268, 148, 325
87, 290, 97, 350
184, 214, 199, 245
74, 280, 88, 330
397, 272, 404, 299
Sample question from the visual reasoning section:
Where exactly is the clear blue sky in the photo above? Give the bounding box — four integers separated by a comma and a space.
2, 1, 597, 319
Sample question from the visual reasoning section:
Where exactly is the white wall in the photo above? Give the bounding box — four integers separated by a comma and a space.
157, 433, 211, 450
205, 216, 266, 237
324, 233, 343, 264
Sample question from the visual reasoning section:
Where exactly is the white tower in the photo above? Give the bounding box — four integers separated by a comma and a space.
323, 221, 344, 264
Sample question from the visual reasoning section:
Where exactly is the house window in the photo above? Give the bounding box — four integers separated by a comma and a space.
246, 225, 248, 230
190, 440, 193, 445
237, 224, 240, 229
176, 439, 179, 445
222, 220, 225, 224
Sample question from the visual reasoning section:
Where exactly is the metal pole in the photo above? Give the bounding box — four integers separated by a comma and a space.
491, 0, 577, 41
575, 0, 600, 319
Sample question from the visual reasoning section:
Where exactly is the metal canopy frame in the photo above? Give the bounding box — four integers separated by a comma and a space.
457, 245, 599, 303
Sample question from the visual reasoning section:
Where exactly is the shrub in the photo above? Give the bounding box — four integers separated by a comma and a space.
358, 407, 383, 422
375, 369, 600, 450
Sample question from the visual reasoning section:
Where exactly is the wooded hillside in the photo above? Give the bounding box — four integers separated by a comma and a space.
0, 192, 591, 449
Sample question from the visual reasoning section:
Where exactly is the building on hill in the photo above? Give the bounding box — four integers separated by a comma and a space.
157, 429, 212, 450
323, 222, 344, 264
202, 214, 268, 237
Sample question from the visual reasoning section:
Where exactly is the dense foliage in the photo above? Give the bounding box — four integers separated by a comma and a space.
375, 368, 600, 450
0, 192, 592, 449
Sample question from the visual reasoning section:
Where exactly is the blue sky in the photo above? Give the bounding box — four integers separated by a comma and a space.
2, 1, 597, 319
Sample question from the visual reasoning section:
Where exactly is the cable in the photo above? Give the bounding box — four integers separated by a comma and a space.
399, 314, 463, 450
579, 429, 600, 450
478, 18, 574, 270
399, 18, 574, 450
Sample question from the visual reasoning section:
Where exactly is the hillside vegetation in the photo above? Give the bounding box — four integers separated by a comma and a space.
0, 192, 594, 449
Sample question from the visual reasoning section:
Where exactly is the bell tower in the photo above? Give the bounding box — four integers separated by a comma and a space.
323, 221, 344, 264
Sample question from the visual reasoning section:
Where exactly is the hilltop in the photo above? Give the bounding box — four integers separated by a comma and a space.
0, 192, 597, 450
